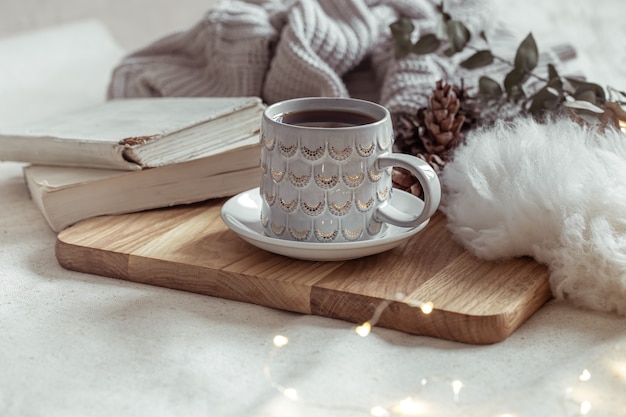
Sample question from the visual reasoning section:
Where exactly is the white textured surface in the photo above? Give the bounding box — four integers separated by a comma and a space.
1, 1, 625, 416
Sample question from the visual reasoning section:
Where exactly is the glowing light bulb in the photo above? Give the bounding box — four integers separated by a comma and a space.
580, 400, 591, 415
452, 380, 463, 402
273, 335, 289, 348
283, 388, 298, 400
452, 380, 463, 393
370, 406, 390, 417
392, 397, 424, 416
578, 369, 591, 382
356, 321, 372, 337
420, 302, 434, 315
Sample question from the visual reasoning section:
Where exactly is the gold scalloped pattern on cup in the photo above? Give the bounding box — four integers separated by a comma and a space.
288, 172, 311, 187
356, 197, 374, 212
342, 226, 363, 241
261, 214, 269, 227
278, 142, 297, 157
377, 187, 390, 201
263, 134, 276, 151
260, 162, 267, 174
367, 221, 383, 235
314, 228, 338, 242
301, 145, 325, 160
328, 146, 352, 161
314, 174, 338, 189
279, 198, 297, 213
301, 200, 324, 216
289, 226, 311, 241
378, 134, 391, 150
342, 172, 364, 188
367, 168, 383, 182
356, 142, 375, 157
328, 200, 352, 216
264, 192, 276, 206
271, 221, 285, 236
270, 168, 285, 182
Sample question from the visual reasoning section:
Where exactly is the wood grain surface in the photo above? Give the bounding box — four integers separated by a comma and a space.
55, 199, 552, 344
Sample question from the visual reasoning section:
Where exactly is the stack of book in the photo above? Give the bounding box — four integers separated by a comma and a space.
0, 96, 265, 232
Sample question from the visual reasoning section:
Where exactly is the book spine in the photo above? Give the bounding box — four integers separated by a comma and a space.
0, 135, 140, 170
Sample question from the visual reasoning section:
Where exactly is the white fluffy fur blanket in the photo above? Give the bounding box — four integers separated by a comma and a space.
441, 117, 626, 315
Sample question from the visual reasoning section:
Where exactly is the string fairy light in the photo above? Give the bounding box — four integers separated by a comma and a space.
451, 380, 463, 403
579, 400, 592, 416
419, 301, 434, 315
262, 301, 625, 416
393, 292, 435, 316
354, 294, 434, 338
370, 405, 391, 417
391, 397, 426, 416
283, 388, 299, 400
356, 321, 372, 337
263, 333, 302, 404
578, 369, 591, 382
273, 334, 289, 348
561, 342, 626, 416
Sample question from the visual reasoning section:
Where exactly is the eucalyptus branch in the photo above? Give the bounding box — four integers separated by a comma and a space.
389, 3, 616, 120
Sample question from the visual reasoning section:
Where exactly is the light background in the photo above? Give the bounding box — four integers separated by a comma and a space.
1, 1, 624, 417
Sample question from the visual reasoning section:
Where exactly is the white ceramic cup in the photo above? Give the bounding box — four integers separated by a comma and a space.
260, 97, 441, 243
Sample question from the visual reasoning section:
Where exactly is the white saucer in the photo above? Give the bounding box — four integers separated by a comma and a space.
220, 188, 430, 261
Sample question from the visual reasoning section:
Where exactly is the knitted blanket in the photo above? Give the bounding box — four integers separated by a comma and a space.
108, 0, 498, 114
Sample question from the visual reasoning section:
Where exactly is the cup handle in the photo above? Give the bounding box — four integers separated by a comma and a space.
375, 153, 441, 228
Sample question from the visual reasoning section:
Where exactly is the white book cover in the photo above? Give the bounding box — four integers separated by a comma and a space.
23, 142, 262, 232
1, 96, 264, 170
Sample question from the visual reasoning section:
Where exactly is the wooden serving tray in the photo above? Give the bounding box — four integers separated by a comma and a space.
55, 199, 551, 344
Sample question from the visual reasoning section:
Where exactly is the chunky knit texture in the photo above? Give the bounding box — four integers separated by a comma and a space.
108, 0, 496, 114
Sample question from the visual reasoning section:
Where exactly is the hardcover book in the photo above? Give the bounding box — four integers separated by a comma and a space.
23, 143, 261, 232
1, 96, 264, 170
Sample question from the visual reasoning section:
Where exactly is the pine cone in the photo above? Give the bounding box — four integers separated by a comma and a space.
393, 80, 469, 198
421, 80, 465, 167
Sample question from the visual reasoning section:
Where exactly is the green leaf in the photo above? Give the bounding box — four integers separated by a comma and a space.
504, 68, 527, 99
444, 47, 456, 57
514, 33, 538, 72
390, 19, 416, 59
574, 89, 599, 104
546, 64, 563, 92
566, 77, 606, 104
478, 76, 503, 98
446, 20, 471, 53
390, 19, 415, 40
548, 64, 559, 81
528, 86, 561, 116
412, 34, 440, 55
460, 50, 494, 69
